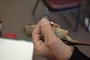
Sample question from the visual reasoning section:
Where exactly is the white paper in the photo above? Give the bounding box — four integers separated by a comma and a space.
0, 38, 34, 60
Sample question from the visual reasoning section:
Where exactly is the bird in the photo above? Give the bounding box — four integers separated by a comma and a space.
21, 20, 90, 46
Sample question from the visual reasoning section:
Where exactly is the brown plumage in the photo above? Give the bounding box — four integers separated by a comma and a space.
21, 22, 90, 46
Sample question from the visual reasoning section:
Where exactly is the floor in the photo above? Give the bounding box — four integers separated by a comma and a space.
33, 1, 90, 59
0, 0, 90, 60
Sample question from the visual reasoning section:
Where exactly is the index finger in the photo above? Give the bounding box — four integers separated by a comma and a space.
32, 23, 44, 47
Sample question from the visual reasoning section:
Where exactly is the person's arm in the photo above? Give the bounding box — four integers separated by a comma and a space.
70, 47, 90, 60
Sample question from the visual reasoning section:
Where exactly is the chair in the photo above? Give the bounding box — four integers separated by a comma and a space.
32, 0, 81, 31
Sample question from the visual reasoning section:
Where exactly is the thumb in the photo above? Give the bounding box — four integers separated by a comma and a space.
40, 17, 57, 43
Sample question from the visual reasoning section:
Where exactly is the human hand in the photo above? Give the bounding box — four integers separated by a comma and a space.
32, 17, 74, 60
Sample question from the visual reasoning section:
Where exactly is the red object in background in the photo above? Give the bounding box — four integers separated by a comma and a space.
2, 33, 16, 38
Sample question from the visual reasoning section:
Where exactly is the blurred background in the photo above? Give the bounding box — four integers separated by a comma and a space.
0, 0, 90, 60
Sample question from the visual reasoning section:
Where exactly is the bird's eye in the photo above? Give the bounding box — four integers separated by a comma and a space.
26, 25, 30, 30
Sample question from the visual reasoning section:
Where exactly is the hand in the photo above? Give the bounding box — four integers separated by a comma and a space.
32, 17, 74, 60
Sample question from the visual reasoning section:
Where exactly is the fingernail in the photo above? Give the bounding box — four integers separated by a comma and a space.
50, 21, 54, 24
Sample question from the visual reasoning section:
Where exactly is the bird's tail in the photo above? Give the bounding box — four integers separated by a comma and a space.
65, 39, 90, 46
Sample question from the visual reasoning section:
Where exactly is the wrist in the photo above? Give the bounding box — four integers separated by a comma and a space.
53, 46, 74, 60
65, 46, 74, 60
46, 46, 74, 60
